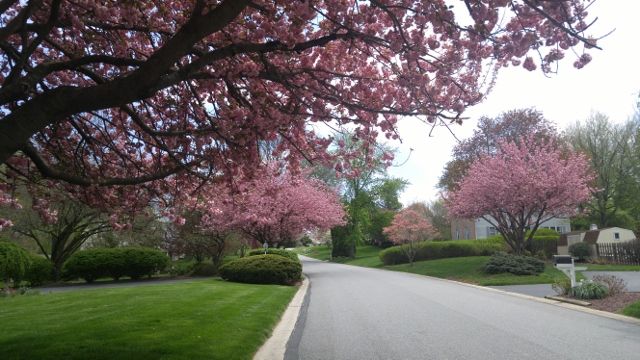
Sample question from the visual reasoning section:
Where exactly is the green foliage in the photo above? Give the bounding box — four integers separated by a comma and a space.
569, 242, 591, 260
219, 254, 302, 285
570, 280, 609, 299
64, 247, 169, 283
0, 241, 31, 285
190, 262, 218, 277
331, 225, 356, 258
379, 238, 505, 265
551, 276, 572, 295
247, 248, 299, 262
168, 259, 197, 276
622, 300, 640, 319
24, 255, 54, 286
483, 252, 545, 275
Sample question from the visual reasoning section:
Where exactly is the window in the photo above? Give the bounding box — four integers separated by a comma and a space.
615, 232, 620, 240
465, 229, 470, 239
488, 226, 497, 237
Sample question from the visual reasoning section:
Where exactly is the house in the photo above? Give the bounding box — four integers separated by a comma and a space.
557, 226, 636, 255
450, 216, 571, 240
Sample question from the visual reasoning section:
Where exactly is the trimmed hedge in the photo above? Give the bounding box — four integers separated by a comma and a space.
24, 255, 54, 286
247, 248, 299, 263
569, 242, 591, 261
219, 254, 301, 285
64, 247, 169, 283
484, 252, 545, 275
0, 241, 31, 285
379, 238, 505, 266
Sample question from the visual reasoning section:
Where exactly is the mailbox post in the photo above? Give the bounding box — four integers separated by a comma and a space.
263, 241, 268, 255
553, 255, 576, 287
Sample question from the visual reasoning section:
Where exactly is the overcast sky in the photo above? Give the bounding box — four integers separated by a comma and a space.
388, 0, 640, 206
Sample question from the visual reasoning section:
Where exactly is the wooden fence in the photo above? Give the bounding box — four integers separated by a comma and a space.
594, 240, 640, 265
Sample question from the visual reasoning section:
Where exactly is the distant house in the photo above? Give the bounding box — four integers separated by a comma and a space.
557, 226, 636, 255
450, 216, 571, 240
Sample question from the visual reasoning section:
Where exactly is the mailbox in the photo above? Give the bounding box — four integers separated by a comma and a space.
553, 255, 574, 266
553, 255, 576, 287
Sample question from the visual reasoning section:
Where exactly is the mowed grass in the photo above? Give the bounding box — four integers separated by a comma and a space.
387, 256, 566, 286
0, 279, 297, 360
582, 263, 640, 271
622, 300, 640, 319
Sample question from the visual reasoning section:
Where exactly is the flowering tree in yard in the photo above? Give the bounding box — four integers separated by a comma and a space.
384, 209, 437, 265
0, 1, 601, 227
447, 136, 593, 254
198, 167, 346, 248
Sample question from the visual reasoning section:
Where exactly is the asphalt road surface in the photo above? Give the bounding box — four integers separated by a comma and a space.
286, 257, 640, 360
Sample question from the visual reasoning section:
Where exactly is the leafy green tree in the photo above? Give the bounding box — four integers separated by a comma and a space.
13, 201, 110, 280
565, 113, 636, 228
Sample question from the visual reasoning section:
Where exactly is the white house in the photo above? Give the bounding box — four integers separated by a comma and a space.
557, 226, 636, 255
450, 216, 571, 240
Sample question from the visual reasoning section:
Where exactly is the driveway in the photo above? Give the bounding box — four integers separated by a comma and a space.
583, 271, 640, 291
286, 257, 640, 360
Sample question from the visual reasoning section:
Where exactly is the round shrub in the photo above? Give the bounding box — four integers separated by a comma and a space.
64, 247, 169, 283
120, 248, 169, 279
483, 252, 545, 275
190, 262, 218, 277
247, 248, 300, 263
219, 254, 301, 285
0, 241, 32, 285
24, 255, 54, 286
568, 242, 591, 261
571, 280, 608, 299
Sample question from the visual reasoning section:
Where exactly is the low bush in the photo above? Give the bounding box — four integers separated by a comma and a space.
552, 277, 571, 296
248, 248, 300, 263
219, 254, 301, 285
379, 238, 505, 266
483, 252, 545, 275
591, 274, 627, 296
24, 256, 54, 286
571, 280, 608, 299
191, 262, 218, 277
0, 241, 32, 286
569, 242, 591, 261
168, 259, 196, 276
64, 247, 168, 283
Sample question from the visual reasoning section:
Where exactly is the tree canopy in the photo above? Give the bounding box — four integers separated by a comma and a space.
0, 1, 599, 225
447, 136, 592, 254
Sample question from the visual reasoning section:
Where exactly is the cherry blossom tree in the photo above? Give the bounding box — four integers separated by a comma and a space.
197, 166, 346, 248
384, 208, 437, 265
439, 108, 557, 191
0, 1, 600, 225
447, 136, 593, 254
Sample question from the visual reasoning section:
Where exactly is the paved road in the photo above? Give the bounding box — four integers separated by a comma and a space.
286, 257, 640, 360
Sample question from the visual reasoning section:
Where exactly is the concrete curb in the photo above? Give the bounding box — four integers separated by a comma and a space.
254, 276, 309, 360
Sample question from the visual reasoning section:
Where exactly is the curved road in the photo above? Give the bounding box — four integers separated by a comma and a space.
286, 257, 640, 360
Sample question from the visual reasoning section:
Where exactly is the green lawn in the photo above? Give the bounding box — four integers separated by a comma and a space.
387, 256, 566, 286
0, 279, 297, 360
622, 300, 640, 319
582, 263, 640, 271
297, 246, 567, 286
